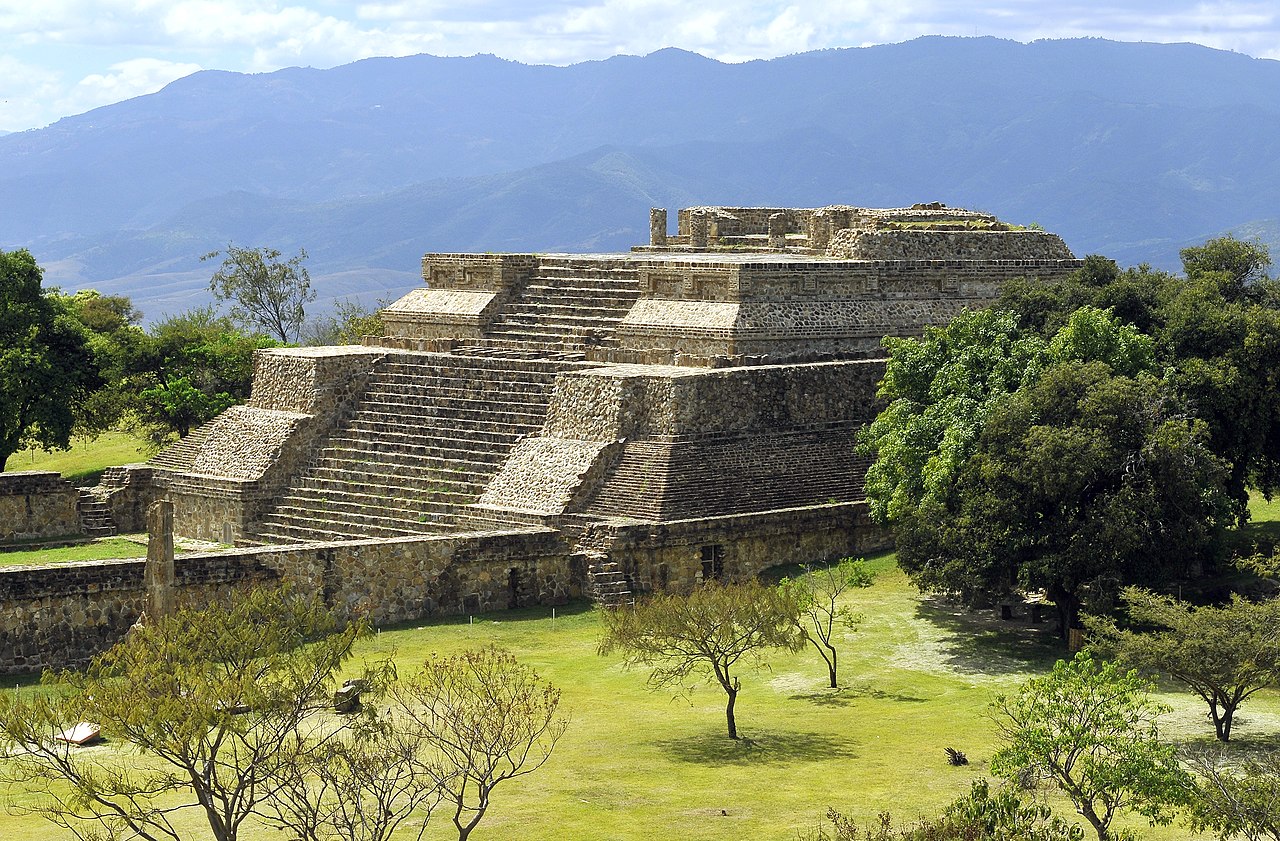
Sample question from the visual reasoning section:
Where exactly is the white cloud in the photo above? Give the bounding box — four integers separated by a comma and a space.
70, 58, 204, 112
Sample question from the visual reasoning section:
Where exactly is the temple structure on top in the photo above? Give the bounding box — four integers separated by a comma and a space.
86, 203, 1081, 612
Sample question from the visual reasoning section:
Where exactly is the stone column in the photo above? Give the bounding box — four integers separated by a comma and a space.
689, 213, 709, 249
768, 213, 787, 249
145, 500, 176, 618
649, 208, 668, 246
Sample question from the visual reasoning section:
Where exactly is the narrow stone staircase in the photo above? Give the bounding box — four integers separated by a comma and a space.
586, 556, 635, 609
249, 353, 578, 543
77, 489, 118, 537
482, 259, 643, 349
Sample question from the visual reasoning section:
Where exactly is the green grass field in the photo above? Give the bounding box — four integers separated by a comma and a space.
0, 537, 147, 566
9, 431, 153, 485
2, 550, 1267, 841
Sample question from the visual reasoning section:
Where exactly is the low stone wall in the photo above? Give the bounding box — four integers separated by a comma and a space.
582, 502, 893, 593
827, 229, 1075, 261
0, 552, 277, 674
0, 526, 569, 674
0, 471, 81, 543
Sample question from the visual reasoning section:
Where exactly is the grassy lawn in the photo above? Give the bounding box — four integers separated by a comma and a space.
0, 537, 147, 566
2, 550, 1259, 841
8, 431, 154, 485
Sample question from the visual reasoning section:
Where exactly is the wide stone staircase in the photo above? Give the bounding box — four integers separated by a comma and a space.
249, 353, 578, 543
481, 259, 643, 350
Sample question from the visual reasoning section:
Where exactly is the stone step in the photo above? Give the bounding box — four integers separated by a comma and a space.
351, 399, 548, 426
292, 472, 483, 501
314, 437, 510, 467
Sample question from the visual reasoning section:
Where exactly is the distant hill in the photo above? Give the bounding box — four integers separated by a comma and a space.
4, 37, 1279, 321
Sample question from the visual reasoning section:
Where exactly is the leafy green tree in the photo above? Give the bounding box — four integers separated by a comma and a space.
1180, 234, 1272, 299
205, 244, 316, 343
862, 304, 1230, 637
129, 307, 277, 442
599, 580, 804, 739
0, 588, 370, 841
1086, 587, 1280, 741
0, 249, 97, 471
390, 647, 567, 841
990, 654, 1191, 841
1186, 746, 1280, 841
778, 558, 874, 688
995, 238, 1280, 516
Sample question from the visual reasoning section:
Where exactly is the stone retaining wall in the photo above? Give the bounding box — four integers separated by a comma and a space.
583, 502, 893, 593
0, 471, 81, 543
0, 526, 569, 674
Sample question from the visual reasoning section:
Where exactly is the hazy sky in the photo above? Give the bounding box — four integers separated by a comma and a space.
2, 0, 1278, 133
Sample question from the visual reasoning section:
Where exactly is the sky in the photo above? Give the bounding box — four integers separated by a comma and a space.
2, 0, 1279, 134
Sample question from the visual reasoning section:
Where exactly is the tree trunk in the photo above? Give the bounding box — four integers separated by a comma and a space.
725, 686, 738, 739
826, 643, 838, 689
1048, 583, 1080, 645
1078, 801, 1110, 841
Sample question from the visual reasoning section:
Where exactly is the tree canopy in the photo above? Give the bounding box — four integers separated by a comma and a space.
0, 249, 97, 471
995, 236, 1280, 516
599, 580, 803, 739
1087, 587, 1280, 741
990, 654, 1191, 841
860, 304, 1231, 636
0, 588, 370, 841
205, 244, 316, 344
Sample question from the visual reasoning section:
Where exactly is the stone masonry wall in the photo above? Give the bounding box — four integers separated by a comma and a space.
541, 359, 884, 441
0, 472, 81, 543
583, 502, 893, 594
0, 526, 569, 674
827, 229, 1075, 261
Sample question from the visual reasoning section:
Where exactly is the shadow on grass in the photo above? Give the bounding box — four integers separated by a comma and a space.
652, 727, 860, 766
378, 599, 596, 632
913, 596, 1065, 676
789, 683, 928, 707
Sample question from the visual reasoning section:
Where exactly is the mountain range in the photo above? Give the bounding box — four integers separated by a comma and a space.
3, 36, 1279, 321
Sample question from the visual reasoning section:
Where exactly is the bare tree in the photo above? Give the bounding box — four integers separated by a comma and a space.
391, 647, 567, 841
778, 558, 875, 688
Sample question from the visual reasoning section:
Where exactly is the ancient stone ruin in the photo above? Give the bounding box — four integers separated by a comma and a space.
0, 203, 1081, 672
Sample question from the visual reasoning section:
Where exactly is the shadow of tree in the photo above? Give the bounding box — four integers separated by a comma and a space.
788, 683, 928, 707
913, 596, 1064, 676
652, 728, 860, 766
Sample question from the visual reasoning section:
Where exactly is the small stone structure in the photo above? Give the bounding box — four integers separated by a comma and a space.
0, 472, 81, 542
1, 203, 1082, 672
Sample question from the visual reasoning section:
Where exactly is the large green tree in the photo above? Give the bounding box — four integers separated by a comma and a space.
861, 305, 1231, 637
996, 236, 1280, 517
0, 249, 97, 471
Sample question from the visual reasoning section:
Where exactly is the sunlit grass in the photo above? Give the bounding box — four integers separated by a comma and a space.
9, 431, 153, 485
